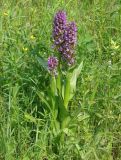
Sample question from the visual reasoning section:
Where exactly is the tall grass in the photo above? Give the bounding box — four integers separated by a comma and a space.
0, 0, 121, 159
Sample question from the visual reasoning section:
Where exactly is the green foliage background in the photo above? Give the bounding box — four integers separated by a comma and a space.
0, 0, 121, 159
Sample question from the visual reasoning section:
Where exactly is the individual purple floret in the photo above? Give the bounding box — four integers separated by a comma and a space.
62, 22, 77, 65
48, 56, 58, 75
53, 11, 67, 49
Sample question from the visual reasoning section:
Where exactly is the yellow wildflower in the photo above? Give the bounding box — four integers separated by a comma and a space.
3, 12, 8, 16
23, 47, 28, 51
30, 35, 35, 40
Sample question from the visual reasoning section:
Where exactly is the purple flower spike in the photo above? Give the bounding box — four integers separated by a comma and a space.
53, 11, 67, 49
52, 11, 77, 66
48, 56, 58, 75
62, 22, 77, 65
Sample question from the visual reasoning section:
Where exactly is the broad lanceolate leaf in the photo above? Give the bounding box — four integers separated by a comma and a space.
70, 61, 83, 98
64, 61, 83, 108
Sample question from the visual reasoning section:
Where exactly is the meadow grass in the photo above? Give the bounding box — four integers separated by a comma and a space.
0, 0, 121, 159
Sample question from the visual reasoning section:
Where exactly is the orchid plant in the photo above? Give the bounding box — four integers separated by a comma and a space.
38, 11, 83, 142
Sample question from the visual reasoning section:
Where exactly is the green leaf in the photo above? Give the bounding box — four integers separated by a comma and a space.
70, 61, 83, 98
64, 75, 71, 108
56, 69, 61, 94
50, 77, 58, 119
64, 61, 83, 108
50, 76, 57, 97
56, 94, 68, 122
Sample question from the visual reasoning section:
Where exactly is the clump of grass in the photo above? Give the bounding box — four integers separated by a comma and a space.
0, 0, 121, 159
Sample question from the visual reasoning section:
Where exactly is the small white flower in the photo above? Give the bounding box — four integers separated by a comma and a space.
108, 60, 111, 64
108, 60, 112, 67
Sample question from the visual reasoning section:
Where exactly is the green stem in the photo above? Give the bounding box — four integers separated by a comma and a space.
50, 76, 56, 96
50, 76, 58, 124
56, 68, 61, 94
56, 56, 62, 94
64, 76, 70, 109
60, 116, 70, 143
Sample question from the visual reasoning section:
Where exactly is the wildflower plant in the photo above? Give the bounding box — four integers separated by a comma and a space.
38, 11, 83, 143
